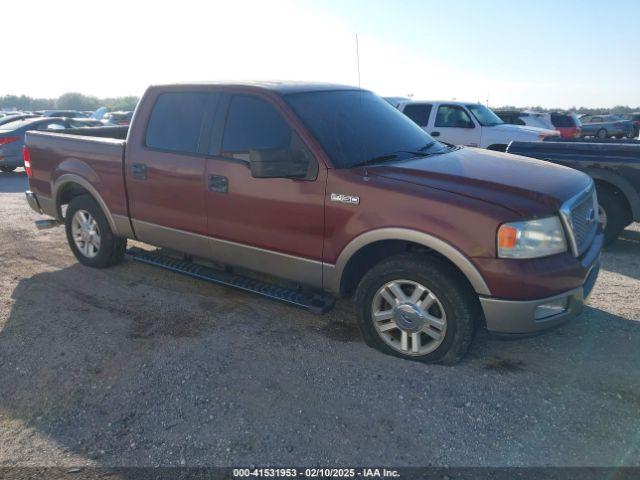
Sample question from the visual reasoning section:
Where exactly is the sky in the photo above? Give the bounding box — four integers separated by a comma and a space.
3, 0, 639, 108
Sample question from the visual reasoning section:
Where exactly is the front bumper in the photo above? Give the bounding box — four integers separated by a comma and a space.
480, 260, 600, 334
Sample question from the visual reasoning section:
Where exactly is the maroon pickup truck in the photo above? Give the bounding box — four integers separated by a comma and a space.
24, 82, 603, 363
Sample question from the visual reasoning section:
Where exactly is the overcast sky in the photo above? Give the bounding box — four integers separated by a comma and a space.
4, 0, 639, 108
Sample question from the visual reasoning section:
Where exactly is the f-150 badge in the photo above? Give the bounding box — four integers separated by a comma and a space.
330, 193, 360, 205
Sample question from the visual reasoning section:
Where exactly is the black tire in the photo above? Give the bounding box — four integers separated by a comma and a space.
596, 128, 608, 139
596, 187, 627, 246
65, 195, 127, 268
0, 166, 16, 173
354, 253, 480, 365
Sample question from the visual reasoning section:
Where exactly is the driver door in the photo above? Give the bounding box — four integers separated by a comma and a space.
203, 92, 326, 287
431, 104, 481, 147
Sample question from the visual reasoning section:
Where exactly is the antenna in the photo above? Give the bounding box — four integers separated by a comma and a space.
355, 33, 361, 88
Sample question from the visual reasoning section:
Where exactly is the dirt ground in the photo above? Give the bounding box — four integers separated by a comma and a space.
1, 171, 639, 468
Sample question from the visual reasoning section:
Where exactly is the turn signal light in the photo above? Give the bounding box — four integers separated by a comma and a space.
23, 146, 32, 177
498, 225, 518, 249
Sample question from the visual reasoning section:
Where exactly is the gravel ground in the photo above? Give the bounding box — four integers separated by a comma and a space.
0, 171, 639, 468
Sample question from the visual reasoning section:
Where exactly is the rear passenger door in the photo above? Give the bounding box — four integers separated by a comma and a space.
203, 92, 326, 287
126, 90, 218, 253
432, 104, 481, 147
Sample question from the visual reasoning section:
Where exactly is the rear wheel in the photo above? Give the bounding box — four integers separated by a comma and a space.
0, 166, 16, 173
596, 187, 627, 246
596, 128, 608, 139
354, 253, 479, 364
65, 195, 126, 268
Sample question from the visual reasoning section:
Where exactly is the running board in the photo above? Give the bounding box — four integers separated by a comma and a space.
126, 247, 335, 314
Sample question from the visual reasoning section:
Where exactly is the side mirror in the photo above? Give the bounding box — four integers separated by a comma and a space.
249, 148, 310, 179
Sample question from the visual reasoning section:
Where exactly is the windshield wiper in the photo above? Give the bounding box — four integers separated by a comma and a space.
351, 154, 399, 168
418, 141, 436, 151
351, 149, 433, 169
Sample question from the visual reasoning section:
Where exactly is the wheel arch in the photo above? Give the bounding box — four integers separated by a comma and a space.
586, 168, 639, 222
53, 174, 121, 235
323, 228, 491, 297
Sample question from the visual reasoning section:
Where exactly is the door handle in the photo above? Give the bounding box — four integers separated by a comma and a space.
208, 174, 228, 193
431, 131, 440, 137
131, 163, 148, 180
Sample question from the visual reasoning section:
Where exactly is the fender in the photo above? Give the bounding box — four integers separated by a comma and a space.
323, 227, 491, 296
52, 173, 133, 237
583, 167, 640, 221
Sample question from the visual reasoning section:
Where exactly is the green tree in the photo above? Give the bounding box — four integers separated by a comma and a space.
56, 92, 100, 111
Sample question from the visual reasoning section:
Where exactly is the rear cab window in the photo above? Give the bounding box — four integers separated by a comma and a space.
402, 104, 432, 127
550, 113, 578, 127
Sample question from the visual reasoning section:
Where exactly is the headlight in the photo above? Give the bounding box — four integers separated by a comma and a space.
497, 216, 567, 259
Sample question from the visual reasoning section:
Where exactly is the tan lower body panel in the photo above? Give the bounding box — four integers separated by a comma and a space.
130, 219, 324, 289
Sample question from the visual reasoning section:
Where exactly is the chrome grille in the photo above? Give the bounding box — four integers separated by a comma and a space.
560, 183, 598, 257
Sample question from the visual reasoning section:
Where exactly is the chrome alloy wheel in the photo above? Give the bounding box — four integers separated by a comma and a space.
371, 279, 447, 356
71, 209, 101, 258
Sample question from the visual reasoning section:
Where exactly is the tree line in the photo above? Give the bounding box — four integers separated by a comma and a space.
0, 93, 139, 112
2, 92, 638, 115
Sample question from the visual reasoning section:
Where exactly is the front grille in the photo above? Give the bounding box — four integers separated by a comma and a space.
560, 184, 598, 256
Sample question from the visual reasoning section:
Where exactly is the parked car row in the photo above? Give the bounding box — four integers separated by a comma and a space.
494, 110, 582, 139
0, 108, 134, 126
385, 99, 558, 150
491, 108, 637, 140
0, 116, 102, 172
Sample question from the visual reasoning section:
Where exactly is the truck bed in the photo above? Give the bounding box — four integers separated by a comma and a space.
506, 140, 640, 222
25, 129, 130, 220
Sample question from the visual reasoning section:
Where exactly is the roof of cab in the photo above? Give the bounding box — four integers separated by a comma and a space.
149, 81, 363, 95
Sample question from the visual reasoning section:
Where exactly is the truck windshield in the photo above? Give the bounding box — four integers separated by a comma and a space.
465, 104, 504, 126
285, 90, 445, 169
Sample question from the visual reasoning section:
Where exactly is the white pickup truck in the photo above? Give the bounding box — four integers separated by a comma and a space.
387, 99, 558, 151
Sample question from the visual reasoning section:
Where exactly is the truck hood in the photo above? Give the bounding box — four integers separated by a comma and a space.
368, 147, 591, 217
491, 123, 558, 136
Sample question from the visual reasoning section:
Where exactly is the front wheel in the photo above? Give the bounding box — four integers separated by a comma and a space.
596, 128, 608, 139
65, 195, 127, 268
354, 253, 480, 364
596, 187, 627, 246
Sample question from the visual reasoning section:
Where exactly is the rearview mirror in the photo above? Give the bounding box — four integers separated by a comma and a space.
249, 148, 310, 179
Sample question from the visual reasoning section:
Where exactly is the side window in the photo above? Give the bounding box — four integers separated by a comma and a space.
146, 92, 209, 154
402, 104, 432, 127
435, 105, 474, 128
222, 95, 292, 160
222, 95, 317, 179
